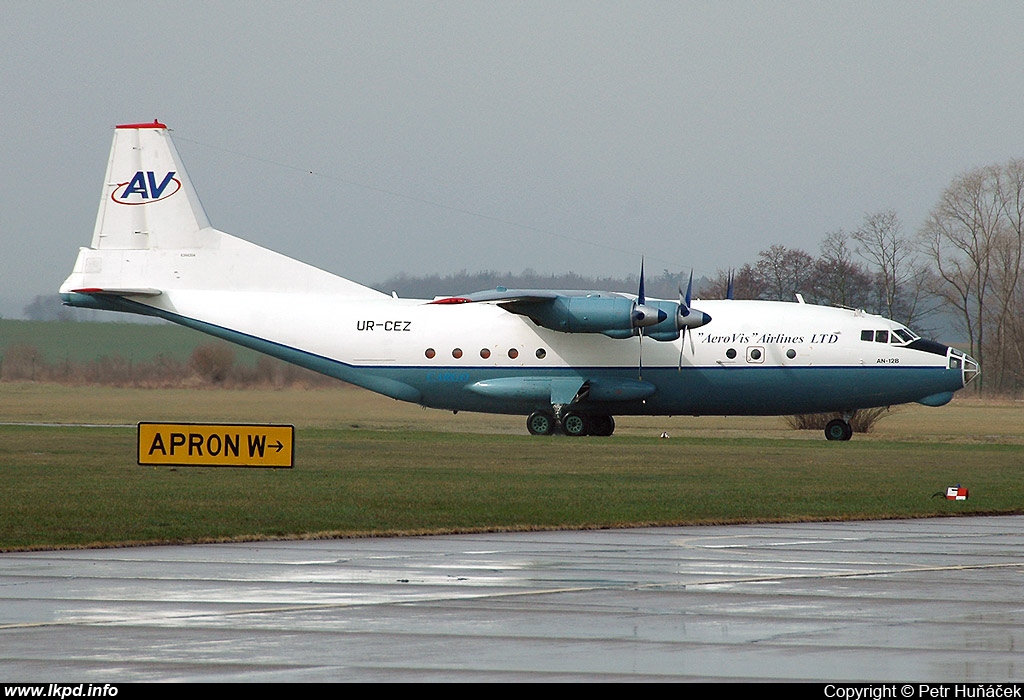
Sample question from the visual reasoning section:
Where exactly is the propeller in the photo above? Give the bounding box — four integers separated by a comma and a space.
726, 268, 735, 300
637, 266, 644, 379
633, 259, 666, 380
635, 259, 649, 378
677, 271, 712, 369
631, 259, 666, 329
630, 263, 711, 374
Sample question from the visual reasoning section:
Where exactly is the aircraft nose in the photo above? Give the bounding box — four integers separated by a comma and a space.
961, 353, 980, 387
948, 349, 980, 387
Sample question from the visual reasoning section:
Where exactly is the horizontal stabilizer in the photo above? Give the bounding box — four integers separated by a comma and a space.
71, 287, 162, 297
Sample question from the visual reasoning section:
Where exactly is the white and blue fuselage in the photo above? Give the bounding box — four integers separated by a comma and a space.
60, 122, 978, 439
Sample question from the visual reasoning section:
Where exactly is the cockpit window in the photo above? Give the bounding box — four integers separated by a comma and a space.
862, 327, 919, 344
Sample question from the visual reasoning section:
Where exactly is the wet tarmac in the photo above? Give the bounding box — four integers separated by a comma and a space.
2, 516, 1022, 681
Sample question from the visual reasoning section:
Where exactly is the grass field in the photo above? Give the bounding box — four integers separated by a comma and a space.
1, 382, 1022, 551
0, 318, 268, 370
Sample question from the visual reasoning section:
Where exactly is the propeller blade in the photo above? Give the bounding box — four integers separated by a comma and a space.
638, 330, 644, 380
676, 270, 710, 367
726, 269, 735, 300
638, 258, 646, 306
637, 258, 646, 379
678, 270, 696, 317
677, 326, 698, 370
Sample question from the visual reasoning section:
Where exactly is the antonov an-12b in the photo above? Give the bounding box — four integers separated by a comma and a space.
60, 121, 980, 440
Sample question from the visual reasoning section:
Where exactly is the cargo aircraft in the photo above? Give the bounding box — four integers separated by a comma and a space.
60, 122, 980, 440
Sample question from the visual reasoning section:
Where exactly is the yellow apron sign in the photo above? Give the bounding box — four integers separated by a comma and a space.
138, 423, 294, 468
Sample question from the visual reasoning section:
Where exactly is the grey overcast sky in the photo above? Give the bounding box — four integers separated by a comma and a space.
2, 1, 1023, 317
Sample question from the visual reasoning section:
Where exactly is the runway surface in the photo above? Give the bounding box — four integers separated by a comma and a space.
2, 516, 1023, 681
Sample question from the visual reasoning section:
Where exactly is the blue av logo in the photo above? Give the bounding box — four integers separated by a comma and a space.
112, 171, 181, 205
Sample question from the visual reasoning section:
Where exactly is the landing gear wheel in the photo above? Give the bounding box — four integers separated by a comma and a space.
561, 412, 588, 437
526, 411, 555, 436
824, 419, 853, 441
588, 415, 615, 437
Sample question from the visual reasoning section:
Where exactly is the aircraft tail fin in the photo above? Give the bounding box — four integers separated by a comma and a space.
62, 121, 385, 302
91, 120, 213, 251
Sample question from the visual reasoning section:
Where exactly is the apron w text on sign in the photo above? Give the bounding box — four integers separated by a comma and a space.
138, 423, 294, 468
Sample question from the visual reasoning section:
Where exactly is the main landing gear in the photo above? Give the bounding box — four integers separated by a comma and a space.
526, 410, 615, 437
824, 417, 854, 441
528, 412, 856, 440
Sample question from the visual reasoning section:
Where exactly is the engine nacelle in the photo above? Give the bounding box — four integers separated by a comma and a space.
522, 295, 666, 335
511, 293, 708, 341
643, 301, 683, 341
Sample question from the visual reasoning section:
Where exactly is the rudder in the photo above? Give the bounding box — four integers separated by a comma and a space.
62, 120, 387, 304
91, 120, 213, 250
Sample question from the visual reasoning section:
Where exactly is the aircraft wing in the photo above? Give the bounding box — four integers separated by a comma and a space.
429, 288, 611, 305
429, 288, 652, 338
428, 287, 705, 342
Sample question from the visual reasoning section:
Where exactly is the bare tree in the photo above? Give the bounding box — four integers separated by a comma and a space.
919, 163, 1021, 392
710, 245, 834, 302
811, 230, 875, 309
852, 210, 933, 328
702, 267, 745, 299
750, 245, 815, 301
987, 159, 1024, 391
703, 263, 767, 300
